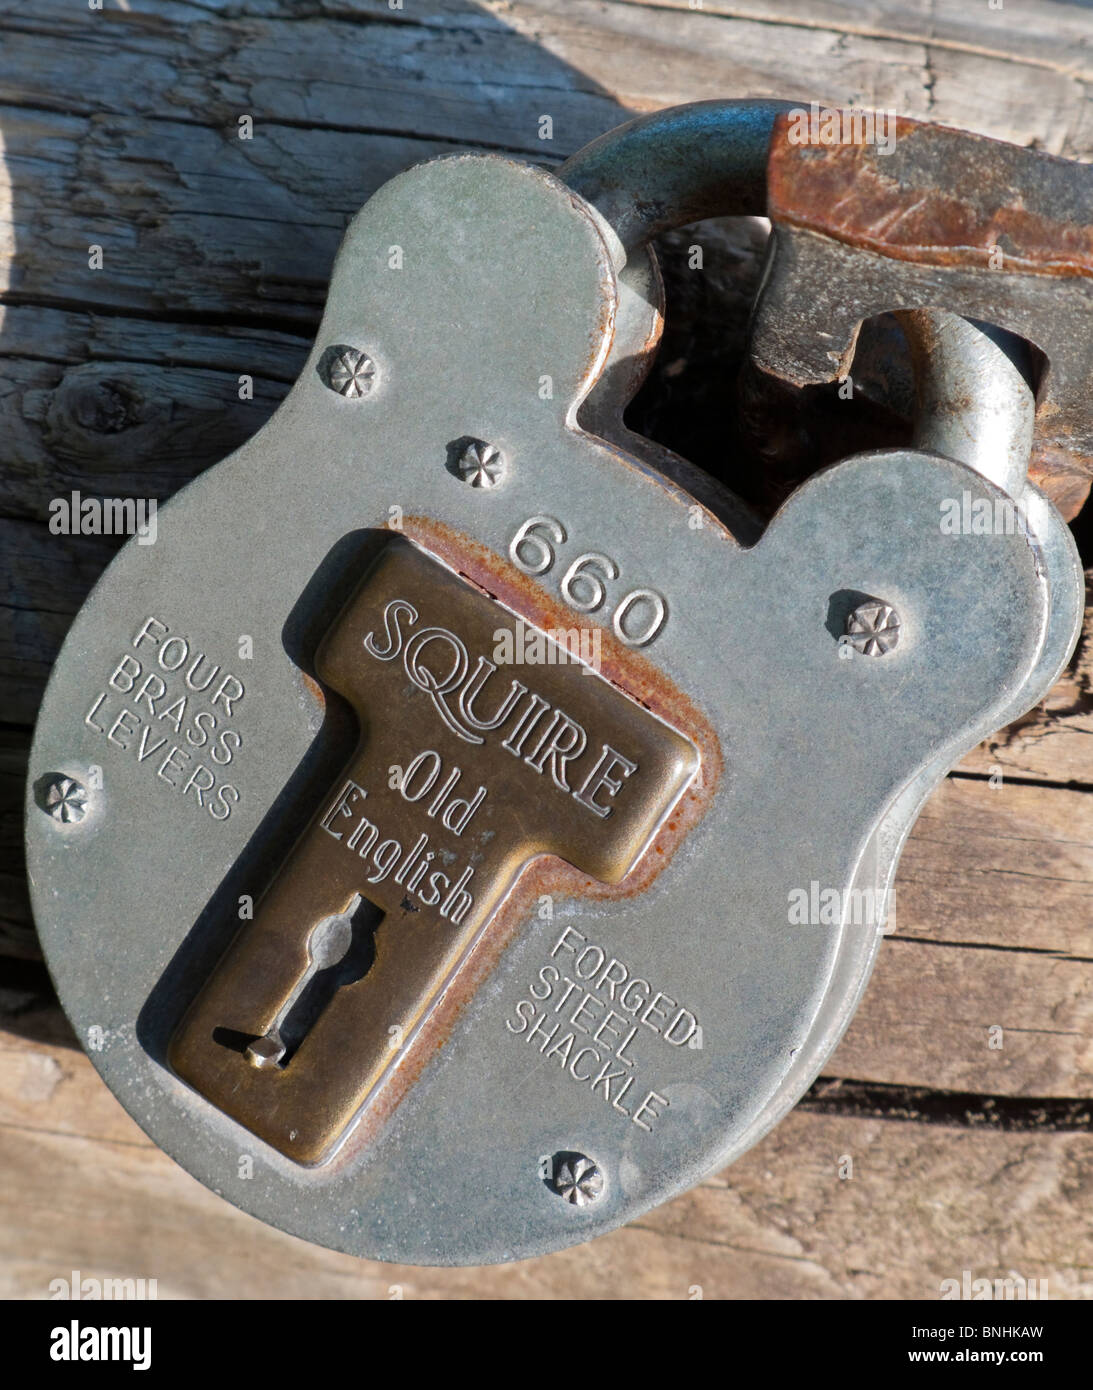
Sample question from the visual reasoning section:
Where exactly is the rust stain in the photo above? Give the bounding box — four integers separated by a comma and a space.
1029, 445, 1093, 521
325, 517, 723, 1168
299, 670, 326, 709
768, 113, 1093, 278
400, 514, 724, 880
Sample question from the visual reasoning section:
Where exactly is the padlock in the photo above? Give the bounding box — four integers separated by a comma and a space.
25, 100, 1084, 1264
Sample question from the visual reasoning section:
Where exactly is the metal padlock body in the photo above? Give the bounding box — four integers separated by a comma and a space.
26, 154, 1080, 1263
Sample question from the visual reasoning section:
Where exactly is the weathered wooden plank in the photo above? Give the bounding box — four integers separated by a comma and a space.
831, 777, 1093, 1097
0, 0, 1088, 333
836, 938, 1093, 1098
0, 1030, 141, 1147
2, 476, 1089, 738
2, 1028, 1089, 1299
0, 518, 117, 726
520, 0, 1090, 149
600, 0, 1093, 80
2, 0, 1086, 163
640, 1111, 1093, 1300
0, 0, 1088, 718
0, 306, 298, 521
627, 0, 1093, 70
0, 5, 625, 152
890, 777, 1093, 957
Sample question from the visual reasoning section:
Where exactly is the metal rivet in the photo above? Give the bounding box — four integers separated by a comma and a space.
550, 1154, 604, 1206
845, 601, 901, 656
43, 776, 89, 824
322, 346, 376, 398
246, 1034, 286, 1070
457, 438, 505, 488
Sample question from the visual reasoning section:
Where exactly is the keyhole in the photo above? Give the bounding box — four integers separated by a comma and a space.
242, 894, 385, 1070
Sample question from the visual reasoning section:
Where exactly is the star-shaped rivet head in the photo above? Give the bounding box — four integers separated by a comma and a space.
324, 347, 376, 399
845, 601, 901, 656
552, 1155, 605, 1207
457, 439, 505, 488
45, 777, 89, 824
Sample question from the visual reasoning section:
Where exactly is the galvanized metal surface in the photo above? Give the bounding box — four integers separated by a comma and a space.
25, 144, 1082, 1263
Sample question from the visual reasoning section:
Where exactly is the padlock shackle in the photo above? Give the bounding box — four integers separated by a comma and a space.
565, 101, 1038, 498
560, 99, 791, 252
899, 310, 1036, 499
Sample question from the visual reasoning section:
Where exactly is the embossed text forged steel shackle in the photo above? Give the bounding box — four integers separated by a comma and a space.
25, 99, 1084, 1267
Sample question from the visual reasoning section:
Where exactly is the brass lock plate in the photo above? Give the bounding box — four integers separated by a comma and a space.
168, 537, 699, 1164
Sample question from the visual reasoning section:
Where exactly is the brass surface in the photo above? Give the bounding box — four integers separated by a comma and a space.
168, 538, 698, 1164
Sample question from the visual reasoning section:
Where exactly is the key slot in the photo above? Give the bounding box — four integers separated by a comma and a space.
230, 893, 385, 1071
168, 538, 701, 1163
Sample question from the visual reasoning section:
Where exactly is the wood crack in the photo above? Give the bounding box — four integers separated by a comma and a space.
803, 1077, 1093, 1131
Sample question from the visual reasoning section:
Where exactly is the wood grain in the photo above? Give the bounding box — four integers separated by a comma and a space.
2, 1029, 1090, 1300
